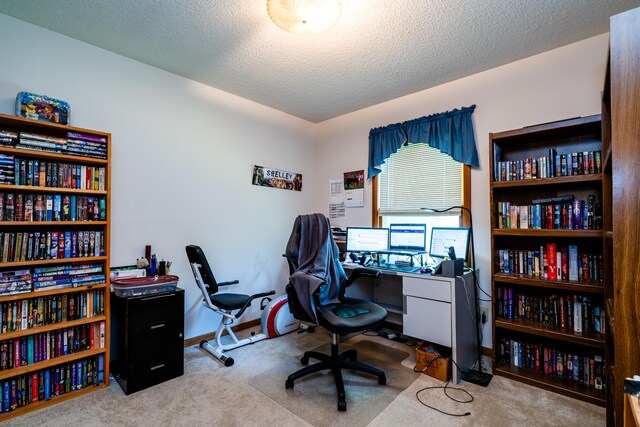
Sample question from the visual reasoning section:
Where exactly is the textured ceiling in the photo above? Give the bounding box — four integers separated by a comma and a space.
0, 0, 637, 123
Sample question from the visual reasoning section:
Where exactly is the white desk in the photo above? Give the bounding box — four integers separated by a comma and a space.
343, 264, 478, 384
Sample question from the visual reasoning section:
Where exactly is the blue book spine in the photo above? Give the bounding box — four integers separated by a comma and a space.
573, 354, 580, 381
14, 159, 19, 185
53, 195, 61, 221
70, 195, 77, 221
45, 195, 53, 221
71, 362, 76, 390
50, 233, 58, 259
27, 335, 34, 365
98, 354, 104, 383
76, 363, 82, 389
44, 370, 50, 400
1, 381, 7, 412
71, 232, 77, 258
582, 200, 588, 229
64, 231, 72, 258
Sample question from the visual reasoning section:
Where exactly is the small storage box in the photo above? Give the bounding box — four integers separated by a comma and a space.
111, 275, 178, 297
415, 343, 452, 382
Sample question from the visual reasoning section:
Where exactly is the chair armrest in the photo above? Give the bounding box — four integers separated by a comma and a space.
344, 267, 381, 288
234, 290, 276, 318
218, 280, 240, 287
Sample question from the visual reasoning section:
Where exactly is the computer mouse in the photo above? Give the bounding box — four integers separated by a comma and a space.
420, 266, 433, 274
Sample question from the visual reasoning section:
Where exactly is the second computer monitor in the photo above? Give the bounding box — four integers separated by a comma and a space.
429, 227, 470, 262
389, 224, 426, 251
345, 227, 389, 253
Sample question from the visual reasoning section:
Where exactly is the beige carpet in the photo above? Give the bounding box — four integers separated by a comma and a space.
2, 327, 606, 426
249, 337, 418, 427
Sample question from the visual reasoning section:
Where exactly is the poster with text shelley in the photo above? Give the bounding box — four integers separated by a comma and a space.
252, 165, 302, 191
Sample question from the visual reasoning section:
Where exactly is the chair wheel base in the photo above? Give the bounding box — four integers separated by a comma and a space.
338, 400, 346, 411
301, 355, 309, 365
378, 375, 386, 385
285, 379, 294, 389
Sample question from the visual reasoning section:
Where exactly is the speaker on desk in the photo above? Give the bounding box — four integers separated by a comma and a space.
434, 259, 464, 278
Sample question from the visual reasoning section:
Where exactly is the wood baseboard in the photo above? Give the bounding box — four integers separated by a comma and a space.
183, 318, 262, 348
482, 346, 494, 358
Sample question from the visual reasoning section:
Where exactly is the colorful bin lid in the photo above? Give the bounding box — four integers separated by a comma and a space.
111, 275, 179, 287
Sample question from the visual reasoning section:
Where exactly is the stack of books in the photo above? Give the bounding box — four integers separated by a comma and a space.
0, 154, 13, 185
17, 132, 66, 153
0, 130, 17, 146
0, 269, 32, 295
33, 263, 105, 291
65, 132, 107, 159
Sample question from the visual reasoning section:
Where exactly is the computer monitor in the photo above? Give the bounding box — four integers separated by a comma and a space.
389, 223, 426, 251
345, 227, 389, 253
429, 227, 470, 262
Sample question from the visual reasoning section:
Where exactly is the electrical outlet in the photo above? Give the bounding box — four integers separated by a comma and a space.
480, 307, 489, 324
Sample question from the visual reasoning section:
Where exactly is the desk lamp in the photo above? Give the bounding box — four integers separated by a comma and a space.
421, 206, 492, 386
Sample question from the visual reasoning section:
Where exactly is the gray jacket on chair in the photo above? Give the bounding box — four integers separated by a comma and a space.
286, 213, 346, 324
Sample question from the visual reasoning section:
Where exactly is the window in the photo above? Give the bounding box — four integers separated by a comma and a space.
373, 143, 470, 255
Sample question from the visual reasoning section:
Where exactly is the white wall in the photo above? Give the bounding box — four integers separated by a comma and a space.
312, 34, 610, 347
0, 14, 316, 340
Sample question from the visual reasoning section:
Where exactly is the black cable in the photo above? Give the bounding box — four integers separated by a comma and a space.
414, 355, 473, 417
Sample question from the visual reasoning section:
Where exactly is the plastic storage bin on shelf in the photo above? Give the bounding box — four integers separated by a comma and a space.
111, 275, 179, 297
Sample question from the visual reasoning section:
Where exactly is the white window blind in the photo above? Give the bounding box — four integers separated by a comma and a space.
378, 144, 463, 215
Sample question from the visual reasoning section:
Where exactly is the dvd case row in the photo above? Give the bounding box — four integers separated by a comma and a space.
0, 290, 104, 333
495, 149, 602, 181
0, 154, 106, 190
0, 321, 105, 371
498, 338, 605, 390
497, 196, 601, 230
0, 355, 105, 413
496, 244, 603, 283
0, 230, 105, 264
0, 193, 106, 223
496, 286, 604, 334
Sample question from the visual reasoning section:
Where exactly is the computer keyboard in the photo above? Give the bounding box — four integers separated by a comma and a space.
379, 263, 420, 273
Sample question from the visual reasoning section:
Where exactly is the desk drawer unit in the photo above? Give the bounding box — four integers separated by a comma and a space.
402, 277, 452, 346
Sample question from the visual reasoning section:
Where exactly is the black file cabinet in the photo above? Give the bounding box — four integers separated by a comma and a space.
110, 288, 185, 395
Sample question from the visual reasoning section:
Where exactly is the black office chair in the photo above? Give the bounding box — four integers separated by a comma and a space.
284, 214, 388, 411
186, 245, 275, 366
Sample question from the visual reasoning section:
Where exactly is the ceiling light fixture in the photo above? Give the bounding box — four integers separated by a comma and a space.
267, 0, 342, 35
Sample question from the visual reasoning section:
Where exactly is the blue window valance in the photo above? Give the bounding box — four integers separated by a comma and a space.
368, 105, 479, 179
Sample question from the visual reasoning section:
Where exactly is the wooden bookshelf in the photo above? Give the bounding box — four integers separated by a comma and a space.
0, 113, 111, 420
489, 115, 607, 407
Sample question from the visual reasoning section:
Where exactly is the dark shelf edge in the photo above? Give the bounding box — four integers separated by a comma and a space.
494, 364, 606, 406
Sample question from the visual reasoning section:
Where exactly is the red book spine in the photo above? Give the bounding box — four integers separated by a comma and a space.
86, 166, 92, 191
559, 296, 566, 328
582, 254, 589, 282
32, 373, 38, 403
546, 205, 553, 229
561, 247, 568, 280
546, 243, 557, 280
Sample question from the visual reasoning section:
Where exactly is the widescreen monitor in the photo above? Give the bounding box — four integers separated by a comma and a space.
345, 227, 389, 253
429, 227, 470, 262
389, 224, 427, 251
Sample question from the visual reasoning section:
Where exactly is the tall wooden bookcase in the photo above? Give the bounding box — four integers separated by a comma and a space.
603, 7, 640, 426
0, 113, 110, 420
489, 115, 607, 406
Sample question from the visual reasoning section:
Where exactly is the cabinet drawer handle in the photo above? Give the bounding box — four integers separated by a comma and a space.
150, 323, 166, 330
141, 294, 174, 302
149, 363, 165, 371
